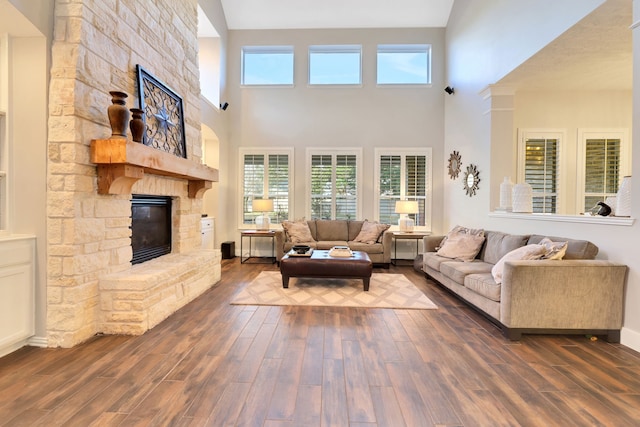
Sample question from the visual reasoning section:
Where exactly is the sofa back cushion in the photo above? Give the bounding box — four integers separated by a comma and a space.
348, 221, 365, 241
527, 235, 598, 259
479, 231, 530, 264
315, 219, 349, 241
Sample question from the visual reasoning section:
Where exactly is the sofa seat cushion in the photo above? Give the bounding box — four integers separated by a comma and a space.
480, 231, 530, 264
349, 241, 384, 254
315, 220, 349, 241
423, 252, 453, 272
464, 273, 501, 302
316, 241, 349, 250
439, 260, 493, 284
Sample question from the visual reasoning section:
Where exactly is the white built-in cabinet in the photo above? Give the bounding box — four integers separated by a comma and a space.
0, 235, 35, 357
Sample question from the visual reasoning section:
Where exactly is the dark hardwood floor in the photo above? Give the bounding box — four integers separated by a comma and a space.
2, 258, 640, 426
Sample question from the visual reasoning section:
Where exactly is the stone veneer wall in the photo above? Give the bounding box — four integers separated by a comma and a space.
47, 0, 219, 347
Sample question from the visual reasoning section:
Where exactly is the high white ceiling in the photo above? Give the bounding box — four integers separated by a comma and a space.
220, 0, 455, 29
498, 0, 632, 91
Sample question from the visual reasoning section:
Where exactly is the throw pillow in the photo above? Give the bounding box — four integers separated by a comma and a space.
539, 237, 568, 260
491, 244, 548, 284
436, 232, 486, 262
437, 225, 485, 250
353, 221, 390, 244
282, 220, 314, 243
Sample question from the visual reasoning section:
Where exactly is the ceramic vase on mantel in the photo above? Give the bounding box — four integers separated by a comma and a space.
512, 182, 533, 213
616, 176, 631, 217
107, 91, 130, 139
129, 108, 146, 143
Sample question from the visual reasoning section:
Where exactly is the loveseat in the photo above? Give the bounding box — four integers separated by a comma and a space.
274, 219, 392, 267
422, 228, 627, 342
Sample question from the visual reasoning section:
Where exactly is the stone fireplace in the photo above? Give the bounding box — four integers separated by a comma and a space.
45, 0, 221, 348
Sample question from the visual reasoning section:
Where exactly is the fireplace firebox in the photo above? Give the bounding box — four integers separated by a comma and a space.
131, 195, 172, 264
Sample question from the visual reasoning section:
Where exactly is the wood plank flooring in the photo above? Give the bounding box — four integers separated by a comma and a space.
2, 258, 640, 426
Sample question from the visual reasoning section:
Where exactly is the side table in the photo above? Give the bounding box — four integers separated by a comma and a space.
240, 230, 276, 264
392, 231, 430, 266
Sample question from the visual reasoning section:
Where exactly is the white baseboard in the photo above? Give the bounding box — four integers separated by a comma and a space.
27, 336, 48, 348
621, 327, 640, 353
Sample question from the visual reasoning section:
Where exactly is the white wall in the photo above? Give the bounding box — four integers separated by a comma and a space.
446, 0, 640, 351
223, 28, 446, 247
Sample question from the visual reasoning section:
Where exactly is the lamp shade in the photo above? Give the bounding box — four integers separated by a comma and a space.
394, 200, 419, 214
252, 198, 274, 212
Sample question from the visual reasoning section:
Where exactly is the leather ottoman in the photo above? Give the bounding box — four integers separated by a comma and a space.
280, 250, 373, 291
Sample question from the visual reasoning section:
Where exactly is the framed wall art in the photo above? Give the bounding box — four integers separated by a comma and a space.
136, 64, 187, 158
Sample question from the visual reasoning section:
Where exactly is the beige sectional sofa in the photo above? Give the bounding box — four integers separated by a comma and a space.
274, 219, 392, 267
422, 230, 627, 342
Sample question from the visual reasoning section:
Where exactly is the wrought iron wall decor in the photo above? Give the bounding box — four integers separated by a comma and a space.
463, 164, 480, 197
448, 151, 461, 179
136, 64, 187, 158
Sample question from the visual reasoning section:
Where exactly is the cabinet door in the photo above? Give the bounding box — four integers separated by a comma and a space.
0, 263, 34, 349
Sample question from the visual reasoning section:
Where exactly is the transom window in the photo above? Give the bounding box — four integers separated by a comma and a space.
241, 46, 294, 86
377, 44, 431, 85
307, 149, 361, 219
308, 45, 361, 85
375, 148, 431, 229
240, 148, 293, 227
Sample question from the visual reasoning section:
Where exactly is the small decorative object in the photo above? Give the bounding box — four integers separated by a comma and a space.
590, 201, 612, 216
252, 198, 274, 230
395, 200, 419, 232
448, 151, 462, 179
463, 164, 480, 197
129, 108, 146, 142
499, 176, 513, 210
512, 182, 533, 213
136, 64, 187, 158
615, 175, 631, 217
605, 196, 617, 216
107, 91, 129, 139
292, 245, 311, 254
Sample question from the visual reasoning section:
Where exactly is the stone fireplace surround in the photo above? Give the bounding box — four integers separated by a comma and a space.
90, 138, 221, 336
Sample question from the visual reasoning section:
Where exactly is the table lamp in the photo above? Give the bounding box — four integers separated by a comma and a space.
252, 198, 274, 230
395, 200, 418, 232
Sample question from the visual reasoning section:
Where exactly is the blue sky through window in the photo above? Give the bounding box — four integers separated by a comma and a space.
242, 46, 294, 85
377, 44, 430, 84
309, 46, 361, 85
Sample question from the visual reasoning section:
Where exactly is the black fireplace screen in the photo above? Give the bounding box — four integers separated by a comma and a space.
131, 195, 172, 264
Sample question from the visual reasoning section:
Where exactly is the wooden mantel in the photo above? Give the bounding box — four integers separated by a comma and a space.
90, 138, 219, 198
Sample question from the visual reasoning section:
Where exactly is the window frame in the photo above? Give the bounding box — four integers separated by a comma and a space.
376, 44, 432, 85
308, 45, 362, 86
517, 129, 564, 214
576, 128, 631, 213
238, 147, 294, 229
241, 45, 294, 86
305, 148, 362, 220
374, 148, 432, 231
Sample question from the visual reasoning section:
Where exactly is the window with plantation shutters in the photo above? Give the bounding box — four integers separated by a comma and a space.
577, 129, 630, 214
523, 136, 559, 214
375, 148, 431, 229
308, 149, 360, 220
240, 148, 293, 227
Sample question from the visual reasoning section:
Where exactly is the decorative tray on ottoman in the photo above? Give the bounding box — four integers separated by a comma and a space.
288, 245, 313, 257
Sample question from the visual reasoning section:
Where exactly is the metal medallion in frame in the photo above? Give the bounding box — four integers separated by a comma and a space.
136, 64, 187, 158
